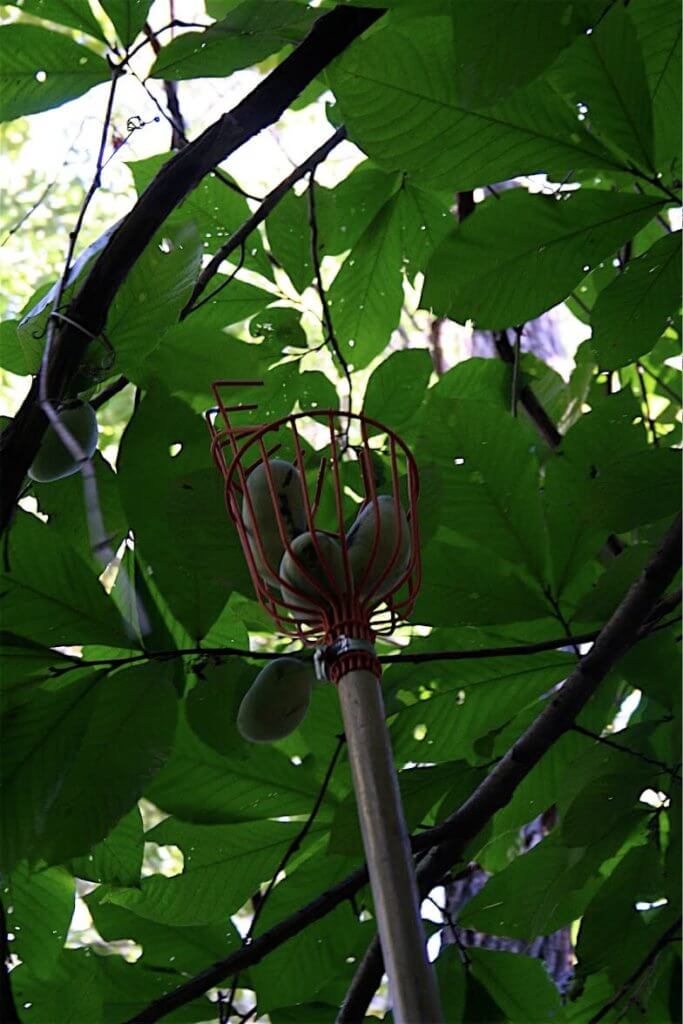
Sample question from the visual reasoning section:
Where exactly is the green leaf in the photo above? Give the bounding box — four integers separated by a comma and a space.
327, 191, 405, 368
106, 817, 324, 925
328, 17, 620, 191
15, 223, 120, 373
34, 662, 177, 865
416, 536, 549, 628
150, 0, 312, 81
572, 544, 653, 624
0, 632, 73, 691
5, 1, 107, 43
185, 658, 253, 757
117, 389, 251, 639
4, 863, 75, 980
106, 223, 203, 381
0, 319, 29, 375
99, 0, 153, 47
128, 152, 273, 281
422, 189, 664, 329
591, 230, 682, 369
146, 723, 334, 824
71, 806, 144, 886
469, 949, 562, 1024
630, 0, 682, 171
363, 349, 432, 432
133, 320, 270, 410
33, 451, 127, 567
0, 25, 109, 122
576, 843, 675, 986
389, 654, 573, 765
550, 3, 655, 171
10, 950, 103, 1024
1, 669, 100, 872
0, 511, 133, 649
87, 885, 240, 974
186, 276, 277, 331
451, 0, 598, 108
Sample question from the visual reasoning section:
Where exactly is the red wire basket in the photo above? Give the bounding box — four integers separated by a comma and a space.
206, 381, 421, 649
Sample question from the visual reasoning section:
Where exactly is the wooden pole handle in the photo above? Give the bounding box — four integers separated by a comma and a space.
337, 667, 443, 1023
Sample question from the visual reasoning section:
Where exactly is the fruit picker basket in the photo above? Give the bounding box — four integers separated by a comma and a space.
206, 380, 422, 653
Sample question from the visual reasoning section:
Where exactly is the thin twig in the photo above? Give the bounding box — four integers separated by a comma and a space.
90, 375, 129, 410
184, 241, 246, 315
637, 361, 682, 406
510, 325, 523, 416
182, 125, 348, 316
636, 363, 660, 446
571, 723, 681, 780
47, 600, 680, 678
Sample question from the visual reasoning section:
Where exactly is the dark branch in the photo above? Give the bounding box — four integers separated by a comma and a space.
0, 5, 384, 535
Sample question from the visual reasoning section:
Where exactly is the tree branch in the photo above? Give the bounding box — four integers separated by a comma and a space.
0, 4, 384, 535
338, 514, 682, 1021
182, 125, 348, 316
125, 515, 681, 1024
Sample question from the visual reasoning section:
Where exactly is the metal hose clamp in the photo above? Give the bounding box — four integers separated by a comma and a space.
314, 636, 378, 682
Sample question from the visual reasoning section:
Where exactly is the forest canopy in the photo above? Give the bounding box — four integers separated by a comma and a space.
0, 1, 680, 1022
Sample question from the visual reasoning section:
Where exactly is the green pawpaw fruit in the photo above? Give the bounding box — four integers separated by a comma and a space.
237, 657, 314, 742
28, 400, 98, 483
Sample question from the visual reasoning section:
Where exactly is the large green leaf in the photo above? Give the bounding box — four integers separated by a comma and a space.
0, 511, 133, 649
87, 885, 240, 975
71, 806, 144, 887
0, 669, 101, 872
4, 863, 75, 980
550, 3, 655, 171
0, 25, 109, 122
5, 1, 107, 43
422, 189, 664, 329
416, 534, 550, 628
576, 843, 677, 986
105, 817, 325, 925
128, 152, 273, 281
389, 653, 573, 766
328, 17, 621, 191
34, 662, 177, 865
630, 0, 682, 171
105, 223, 203, 381
99, 0, 153, 47
117, 389, 251, 639
451, 0, 598, 108
146, 722, 335, 824
469, 949, 562, 1024
591, 230, 681, 369
150, 0, 312, 80
363, 349, 433, 432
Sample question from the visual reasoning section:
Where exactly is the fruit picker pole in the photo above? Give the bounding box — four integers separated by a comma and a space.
323, 640, 444, 1024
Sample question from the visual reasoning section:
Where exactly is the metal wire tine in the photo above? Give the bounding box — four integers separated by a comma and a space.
284, 416, 338, 605
327, 412, 353, 595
